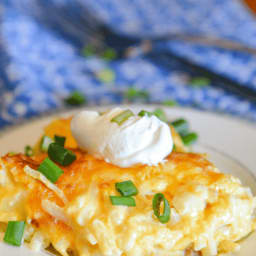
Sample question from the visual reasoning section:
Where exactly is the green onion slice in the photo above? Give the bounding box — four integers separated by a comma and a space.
48, 143, 76, 166
153, 108, 168, 122
171, 119, 189, 136
8, 152, 17, 156
181, 132, 198, 146
111, 110, 134, 125
163, 100, 177, 107
54, 135, 66, 147
102, 48, 117, 60
138, 110, 153, 117
138, 108, 167, 122
24, 145, 33, 157
37, 157, 64, 183
82, 44, 95, 57
124, 88, 149, 101
115, 180, 138, 196
40, 136, 54, 152
64, 91, 86, 106
190, 77, 210, 87
110, 196, 136, 207
96, 69, 115, 83
4, 221, 26, 246
152, 193, 170, 224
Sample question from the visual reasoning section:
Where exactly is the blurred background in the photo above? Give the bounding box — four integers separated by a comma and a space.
1, 0, 256, 128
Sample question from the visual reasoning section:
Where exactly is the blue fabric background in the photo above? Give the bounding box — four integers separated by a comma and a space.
1, 0, 256, 128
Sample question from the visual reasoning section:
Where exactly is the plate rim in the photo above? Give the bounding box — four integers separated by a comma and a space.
197, 142, 256, 182
0, 104, 255, 138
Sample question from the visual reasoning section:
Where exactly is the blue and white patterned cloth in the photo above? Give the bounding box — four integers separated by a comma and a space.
1, 0, 256, 128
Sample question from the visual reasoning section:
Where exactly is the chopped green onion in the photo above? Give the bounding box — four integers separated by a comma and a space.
96, 69, 115, 83
152, 193, 170, 224
4, 221, 26, 246
8, 152, 17, 156
138, 110, 153, 117
48, 143, 76, 166
190, 77, 211, 87
138, 109, 167, 122
54, 135, 66, 147
115, 180, 138, 196
181, 132, 198, 146
24, 145, 33, 157
153, 108, 168, 122
172, 144, 177, 152
99, 111, 106, 116
64, 91, 86, 106
171, 119, 189, 136
37, 157, 64, 183
82, 44, 95, 57
111, 110, 134, 125
163, 100, 177, 107
124, 88, 149, 101
102, 48, 117, 60
110, 196, 136, 207
40, 136, 54, 152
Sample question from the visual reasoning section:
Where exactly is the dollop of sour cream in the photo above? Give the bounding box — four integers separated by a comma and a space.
71, 108, 173, 168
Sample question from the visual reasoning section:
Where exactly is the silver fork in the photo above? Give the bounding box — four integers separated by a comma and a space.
16, 0, 256, 56
14, 0, 256, 101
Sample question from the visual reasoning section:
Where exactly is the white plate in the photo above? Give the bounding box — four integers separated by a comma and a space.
0, 105, 256, 256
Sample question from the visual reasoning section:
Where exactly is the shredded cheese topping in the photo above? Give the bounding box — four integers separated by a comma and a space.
24, 166, 67, 204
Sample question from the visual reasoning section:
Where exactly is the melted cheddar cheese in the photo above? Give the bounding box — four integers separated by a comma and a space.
0, 118, 255, 256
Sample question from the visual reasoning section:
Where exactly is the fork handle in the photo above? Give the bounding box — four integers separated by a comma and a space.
150, 34, 256, 56
147, 49, 256, 102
